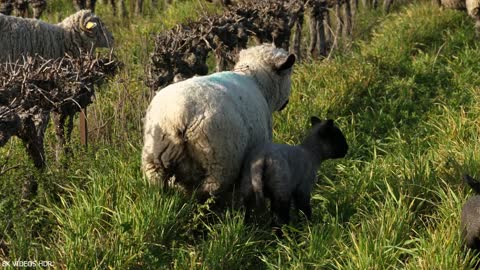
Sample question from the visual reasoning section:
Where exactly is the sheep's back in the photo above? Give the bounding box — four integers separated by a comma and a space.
144, 72, 273, 193
148, 72, 271, 143
0, 15, 66, 62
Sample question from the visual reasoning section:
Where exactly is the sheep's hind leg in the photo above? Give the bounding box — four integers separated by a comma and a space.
142, 135, 185, 189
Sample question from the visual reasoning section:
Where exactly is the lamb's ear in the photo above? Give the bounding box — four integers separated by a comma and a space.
310, 116, 322, 126
275, 54, 296, 74
326, 119, 334, 127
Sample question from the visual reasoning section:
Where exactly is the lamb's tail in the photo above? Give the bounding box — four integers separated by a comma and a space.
250, 157, 268, 210
464, 174, 480, 194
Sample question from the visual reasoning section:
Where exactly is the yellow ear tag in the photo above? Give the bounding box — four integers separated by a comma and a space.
86, 21, 97, 30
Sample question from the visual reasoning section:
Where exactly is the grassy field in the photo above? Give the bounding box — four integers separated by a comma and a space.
2, 0, 480, 268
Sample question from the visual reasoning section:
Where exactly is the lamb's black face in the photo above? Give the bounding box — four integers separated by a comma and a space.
310, 117, 349, 159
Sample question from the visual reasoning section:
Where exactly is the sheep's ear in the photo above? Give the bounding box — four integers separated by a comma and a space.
326, 119, 334, 127
85, 21, 97, 30
275, 54, 296, 74
310, 116, 322, 126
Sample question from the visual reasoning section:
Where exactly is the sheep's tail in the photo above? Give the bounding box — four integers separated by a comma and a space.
464, 174, 480, 194
250, 157, 268, 210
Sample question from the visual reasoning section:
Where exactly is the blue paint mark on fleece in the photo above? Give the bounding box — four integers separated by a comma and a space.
206, 72, 243, 85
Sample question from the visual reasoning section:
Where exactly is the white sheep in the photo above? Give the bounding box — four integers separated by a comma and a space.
0, 9, 114, 62
240, 117, 349, 227
142, 43, 296, 201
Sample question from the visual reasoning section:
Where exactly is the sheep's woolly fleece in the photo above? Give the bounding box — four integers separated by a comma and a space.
0, 9, 113, 62
142, 44, 295, 200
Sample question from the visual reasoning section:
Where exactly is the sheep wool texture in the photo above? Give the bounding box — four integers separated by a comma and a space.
142, 44, 295, 200
0, 9, 113, 62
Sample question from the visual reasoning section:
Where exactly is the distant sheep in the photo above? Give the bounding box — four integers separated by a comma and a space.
461, 174, 480, 249
240, 117, 348, 227
0, 10, 114, 62
142, 44, 296, 201
0, 10, 114, 161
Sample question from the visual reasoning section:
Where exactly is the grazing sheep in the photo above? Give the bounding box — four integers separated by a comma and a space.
142, 44, 295, 201
240, 116, 349, 227
0, 9, 113, 62
0, 10, 114, 161
461, 174, 480, 249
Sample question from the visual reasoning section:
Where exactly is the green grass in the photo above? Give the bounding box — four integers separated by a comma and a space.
2, 0, 480, 268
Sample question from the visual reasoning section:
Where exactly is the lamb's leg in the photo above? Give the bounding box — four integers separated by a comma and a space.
271, 196, 291, 229
243, 193, 256, 223
294, 190, 312, 221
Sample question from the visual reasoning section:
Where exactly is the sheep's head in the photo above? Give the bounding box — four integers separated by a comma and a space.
59, 10, 114, 52
235, 44, 295, 113
306, 117, 349, 160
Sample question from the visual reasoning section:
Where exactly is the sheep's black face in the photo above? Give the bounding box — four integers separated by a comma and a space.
80, 12, 114, 49
310, 117, 349, 159
87, 17, 114, 48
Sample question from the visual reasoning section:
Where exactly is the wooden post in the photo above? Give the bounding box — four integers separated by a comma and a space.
80, 107, 88, 147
